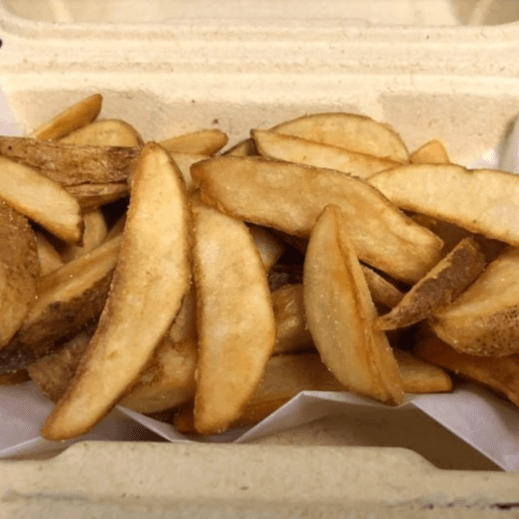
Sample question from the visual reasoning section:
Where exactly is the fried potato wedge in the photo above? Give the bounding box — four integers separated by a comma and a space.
160, 129, 228, 155
369, 164, 519, 247
35, 232, 64, 276
0, 201, 39, 348
304, 205, 404, 405
0, 156, 83, 243
41, 143, 191, 440
415, 336, 519, 407
253, 129, 398, 179
223, 138, 257, 157
192, 156, 443, 283
410, 140, 450, 164
0, 237, 121, 374
192, 203, 276, 435
272, 284, 314, 354
0, 370, 30, 385
361, 265, 404, 309
430, 246, 519, 356
249, 224, 286, 273
29, 93, 103, 141
60, 209, 108, 263
169, 152, 209, 190
376, 238, 486, 330
60, 119, 144, 147
272, 112, 410, 163
65, 182, 129, 211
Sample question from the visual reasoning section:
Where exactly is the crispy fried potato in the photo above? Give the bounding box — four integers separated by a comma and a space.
160, 129, 228, 155
410, 140, 450, 164
0, 136, 139, 186
60, 209, 108, 263
0, 370, 30, 385
35, 232, 64, 276
192, 156, 443, 283
304, 205, 404, 405
224, 138, 257, 157
430, 246, 519, 356
60, 119, 144, 147
0, 237, 121, 374
192, 203, 276, 435
0, 201, 39, 348
272, 112, 410, 163
64, 182, 129, 211
376, 238, 486, 330
253, 129, 398, 179
169, 152, 209, 190
268, 264, 304, 291
41, 143, 191, 440
0, 156, 83, 243
369, 164, 519, 247
249, 224, 286, 273
272, 284, 314, 354
29, 93, 103, 141
415, 336, 519, 407
361, 265, 404, 309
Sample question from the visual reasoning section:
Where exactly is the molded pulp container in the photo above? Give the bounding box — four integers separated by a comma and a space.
2, 1, 519, 516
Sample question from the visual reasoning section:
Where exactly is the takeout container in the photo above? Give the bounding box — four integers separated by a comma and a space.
2, 0, 519, 515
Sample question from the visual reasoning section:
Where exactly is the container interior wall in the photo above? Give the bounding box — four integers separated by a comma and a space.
2, 0, 519, 26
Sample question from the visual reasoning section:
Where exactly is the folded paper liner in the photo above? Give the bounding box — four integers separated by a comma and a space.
1, 88, 519, 471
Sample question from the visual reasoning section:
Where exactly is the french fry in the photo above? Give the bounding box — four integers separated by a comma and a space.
360, 265, 404, 309
29, 93, 103, 141
60, 119, 144, 147
224, 138, 257, 157
410, 140, 450, 164
248, 225, 286, 273
0, 370, 30, 385
369, 164, 519, 247
0, 201, 39, 348
253, 129, 398, 179
376, 238, 486, 330
160, 129, 228, 155
64, 182, 129, 211
35, 232, 64, 276
304, 205, 404, 405
192, 156, 443, 283
0, 156, 83, 243
192, 202, 276, 435
272, 112, 410, 163
41, 143, 191, 440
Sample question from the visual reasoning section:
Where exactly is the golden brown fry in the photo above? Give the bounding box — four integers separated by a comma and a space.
0, 370, 30, 385
192, 156, 443, 283
304, 205, 404, 405
60, 119, 144, 147
0, 156, 83, 243
0, 237, 121, 374
253, 129, 398, 179
160, 129, 228, 155
272, 112, 410, 163
376, 238, 486, 330
64, 182, 129, 211
248, 224, 286, 273
35, 232, 64, 276
361, 265, 404, 309
223, 138, 257, 157
410, 140, 450, 164
0, 201, 39, 349
272, 284, 314, 354
29, 93, 103, 141
41, 143, 191, 440
370, 164, 519, 247
168, 152, 209, 191
192, 203, 276, 435
430, 246, 519, 356
0, 136, 140, 186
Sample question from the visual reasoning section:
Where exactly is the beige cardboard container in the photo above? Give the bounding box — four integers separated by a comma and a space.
2, 1, 519, 515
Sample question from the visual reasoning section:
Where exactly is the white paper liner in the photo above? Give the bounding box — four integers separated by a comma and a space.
2, 85, 519, 470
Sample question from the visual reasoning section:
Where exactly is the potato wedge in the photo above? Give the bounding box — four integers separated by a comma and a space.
168, 152, 209, 190
272, 112, 410, 163
41, 143, 191, 440
29, 93, 103, 141
304, 205, 404, 405
369, 164, 519, 247
192, 203, 276, 435
192, 156, 443, 283
0, 370, 30, 385
415, 336, 519, 407
224, 138, 257, 157
0, 201, 39, 348
249, 224, 286, 273
272, 284, 314, 354
60, 119, 144, 147
160, 129, 228, 155
0, 156, 83, 243
430, 246, 519, 356
253, 129, 398, 179
410, 140, 450, 164
65, 182, 129, 211
376, 238, 486, 330
0, 236, 121, 374
35, 232, 64, 276
361, 265, 404, 309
